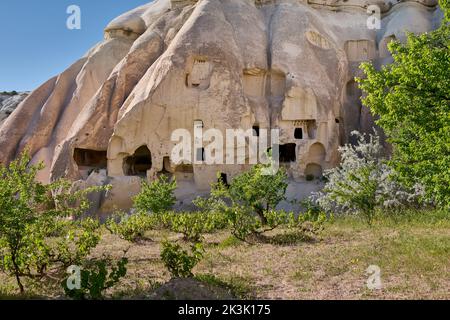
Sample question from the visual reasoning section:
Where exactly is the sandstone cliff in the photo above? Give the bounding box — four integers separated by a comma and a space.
0, 0, 443, 212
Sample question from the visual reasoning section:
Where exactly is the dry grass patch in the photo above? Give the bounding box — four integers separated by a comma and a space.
0, 210, 448, 300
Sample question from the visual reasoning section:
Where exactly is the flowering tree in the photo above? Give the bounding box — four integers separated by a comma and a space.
314, 131, 424, 224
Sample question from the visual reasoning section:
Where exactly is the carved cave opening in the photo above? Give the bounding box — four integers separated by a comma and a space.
74, 148, 107, 170
277, 143, 297, 163
294, 128, 303, 139
253, 125, 260, 137
123, 146, 152, 177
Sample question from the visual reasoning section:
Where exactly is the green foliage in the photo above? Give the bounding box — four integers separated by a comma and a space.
226, 207, 262, 241
194, 164, 289, 241
62, 257, 128, 300
441, 0, 450, 20
160, 241, 204, 278
53, 218, 102, 267
227, 165, 288, 224
158, 211, 227, 242
0, 90, 18, 96
0, 152, 105, 293
357, 3, 450, 208
196, 167, 326, 241
168, 212, 228, 242
106, 211, 157, 242
133, 175, 177, 214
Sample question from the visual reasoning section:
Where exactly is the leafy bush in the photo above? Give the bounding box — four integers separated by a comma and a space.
62, 257, 128, 300
313, 131, 425, 224
106, 211, 157, 242
0, 152, 105, 293
225, 207, 261, 241
133, 175, 177, 214
168, 212, 228, 242
106, 210, 228, 244
160, 241, 204, 278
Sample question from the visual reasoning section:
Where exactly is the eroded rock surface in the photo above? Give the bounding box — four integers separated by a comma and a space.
0, 0, 443, 212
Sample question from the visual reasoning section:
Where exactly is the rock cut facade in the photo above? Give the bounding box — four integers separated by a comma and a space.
0, 0, 443, 213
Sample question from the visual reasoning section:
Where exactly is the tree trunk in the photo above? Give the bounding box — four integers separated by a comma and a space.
15, 273, 24, 294
256, 208, 268, 225
11, 245, 24, 294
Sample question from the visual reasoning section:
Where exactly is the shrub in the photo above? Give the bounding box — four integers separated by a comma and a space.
106, 211, 157, 243
62, 256, 128, 300
0, 152, 106, 293
313, 131, 425, 224
226, 207, 262, 241
133, 175, 177, 214
160, 241, 204, 278
195, 165, 295, 241
169, 212, 227, 242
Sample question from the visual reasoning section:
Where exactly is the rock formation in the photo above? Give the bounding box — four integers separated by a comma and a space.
0, 92, 28, 125
0, 0, 443, 213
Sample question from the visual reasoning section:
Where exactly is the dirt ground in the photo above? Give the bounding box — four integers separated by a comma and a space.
1, 214, 449, 300
94, 215, 450, 300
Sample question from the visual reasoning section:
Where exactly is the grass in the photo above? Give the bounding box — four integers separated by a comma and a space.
0, 209, 448, 300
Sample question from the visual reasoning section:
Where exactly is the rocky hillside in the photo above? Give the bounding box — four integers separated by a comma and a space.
0, 91, 28, 124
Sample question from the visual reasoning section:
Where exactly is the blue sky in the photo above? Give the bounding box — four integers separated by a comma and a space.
0, 1, 151, 92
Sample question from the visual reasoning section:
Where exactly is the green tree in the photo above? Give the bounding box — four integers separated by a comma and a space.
0, 152, 104, 293
133, 175, 177, 214
227, 163, 288, 225
357, 1, 450, 207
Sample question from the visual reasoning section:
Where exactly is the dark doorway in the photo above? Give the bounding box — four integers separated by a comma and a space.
252, 125, 260, 137
74, 148, 107, 169
276, 143, 297, 163
123, 146, 152, 176
294, 128, 303, 139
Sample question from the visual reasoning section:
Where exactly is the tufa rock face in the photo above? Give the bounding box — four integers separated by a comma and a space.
0, 0, 443, 212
